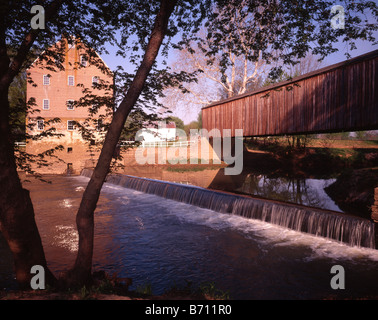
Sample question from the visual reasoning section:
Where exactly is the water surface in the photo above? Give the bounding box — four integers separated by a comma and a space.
124, 166, 342, 213
2, 175, 377, 299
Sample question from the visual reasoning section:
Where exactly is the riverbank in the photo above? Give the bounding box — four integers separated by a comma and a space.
0, 278, 222, 300
0, 268, 227, 301
242, 143, 378, 218
0, 290, 208, 300
2, 288, 378, 300
244, 140, 378, 176
324, 167, 378, 219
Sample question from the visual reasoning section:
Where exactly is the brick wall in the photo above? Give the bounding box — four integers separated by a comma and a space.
27, 38, 112, 120
26, 140, 101, 175
25, 37, 113, 174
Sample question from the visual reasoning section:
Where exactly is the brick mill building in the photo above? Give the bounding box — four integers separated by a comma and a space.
26, 37, 113, 174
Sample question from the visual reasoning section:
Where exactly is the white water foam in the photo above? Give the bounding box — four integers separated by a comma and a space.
75, 175, 378, 262
59, 199, 73, 208
53, 225, 79, 252
165, 199, 378, 262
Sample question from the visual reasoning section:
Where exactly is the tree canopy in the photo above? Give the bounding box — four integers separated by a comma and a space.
163, 0, 377, 121
0, 0, 377, 289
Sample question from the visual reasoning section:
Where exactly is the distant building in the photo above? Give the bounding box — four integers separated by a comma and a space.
137, 121, 177, 144
26, 37, 113, 174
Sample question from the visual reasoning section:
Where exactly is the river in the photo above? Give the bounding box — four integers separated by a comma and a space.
122, 166, 343, 213
1, 172, 378, 299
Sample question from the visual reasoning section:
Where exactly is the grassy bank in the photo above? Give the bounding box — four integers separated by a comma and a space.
0, 275, 229, 300
244, 137, 378, 175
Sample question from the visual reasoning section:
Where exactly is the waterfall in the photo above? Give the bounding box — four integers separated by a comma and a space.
81, 168, 376, 249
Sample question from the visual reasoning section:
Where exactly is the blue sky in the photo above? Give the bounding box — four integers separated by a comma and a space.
100, 18, 378, 124
102, 35, 378, 72
324, 37, 378, 66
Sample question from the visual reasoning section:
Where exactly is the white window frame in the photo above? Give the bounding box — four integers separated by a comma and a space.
37, 120, 44, 131
68, 76, 74, 86
66, 100, 75, 110
43, 75, 50, 85
67, 120, 75, 131
80, 55, 87, 67
92, 76, 99, 86
43, 99, 50, 110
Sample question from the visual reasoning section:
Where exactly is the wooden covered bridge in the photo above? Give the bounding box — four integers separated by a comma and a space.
202, 50, 378, 137
202, 50, 378, 223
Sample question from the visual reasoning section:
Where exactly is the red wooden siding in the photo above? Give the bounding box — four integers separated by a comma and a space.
202, 50, 378, 137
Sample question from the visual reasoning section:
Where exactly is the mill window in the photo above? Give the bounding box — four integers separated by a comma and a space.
43, 75, 50, 85
68, 76, 74, 86
37, 120, 44, 130
67, 120, 75, 131
67, 100, 74, 110
43, 99, 50, 110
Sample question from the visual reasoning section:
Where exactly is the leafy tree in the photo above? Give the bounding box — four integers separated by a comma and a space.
8, 71, 26, 141
190, 0, 377, 81
165, 0, 377, 119
197, 110, 202, 129
184, 120, 200, 136
0, 0, 88, 288
163, 4, 267, 118
355, 130, 367, 140
0, 0, 209, 288
0, 0, 376, 290
166, 115, 185, 130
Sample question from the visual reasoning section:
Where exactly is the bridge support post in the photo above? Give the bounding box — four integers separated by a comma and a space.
372, 187, 378, 249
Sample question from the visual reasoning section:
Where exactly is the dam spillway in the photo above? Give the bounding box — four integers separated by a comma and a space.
81, 168, 376, 249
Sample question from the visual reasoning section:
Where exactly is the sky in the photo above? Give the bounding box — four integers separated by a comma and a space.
100, 12, 378, 125
323, 37, 378, 66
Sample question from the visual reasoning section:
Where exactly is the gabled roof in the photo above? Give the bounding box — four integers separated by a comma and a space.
28, 36, 112, 74
143, 121, 176, 129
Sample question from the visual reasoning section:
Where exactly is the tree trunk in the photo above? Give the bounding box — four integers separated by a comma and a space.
0, 0, 62, 289
0, 91, 56, 289
64, 0, 178, 286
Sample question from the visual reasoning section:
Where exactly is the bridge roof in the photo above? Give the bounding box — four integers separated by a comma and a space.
201, 50, 378, 137
203, 50, 378, 111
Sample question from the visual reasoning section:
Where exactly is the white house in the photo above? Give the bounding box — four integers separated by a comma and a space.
137, 121, 177, 144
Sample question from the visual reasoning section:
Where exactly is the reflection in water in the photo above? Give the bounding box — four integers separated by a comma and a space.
210, 171, 341, 213
53, 225, 79, 252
